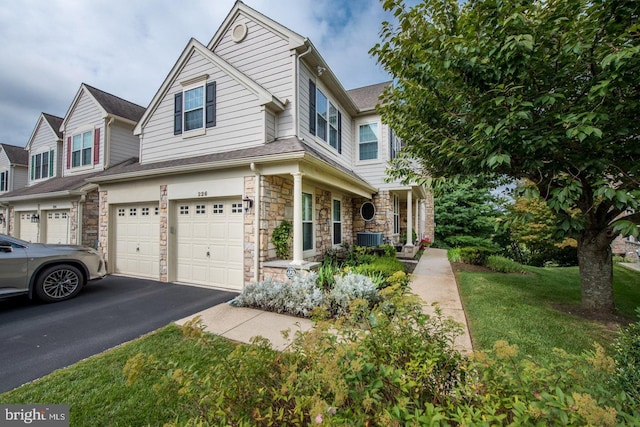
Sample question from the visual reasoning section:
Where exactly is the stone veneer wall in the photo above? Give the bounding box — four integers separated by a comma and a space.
7, 206, 15, 236
352, 190, 393, 243
80, 189, 100, 248
424, 190, 435, 242
243, 175, 295, 283
159, 185, 168, 282
98, 190, 109, 262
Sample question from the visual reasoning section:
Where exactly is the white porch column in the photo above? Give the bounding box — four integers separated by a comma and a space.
406, 190, 414, 247
419, 199, 426, 239
415, 198, 421, 240
291, 172, 304, 265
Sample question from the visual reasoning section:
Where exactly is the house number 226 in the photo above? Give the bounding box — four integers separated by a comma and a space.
197, 191, 208, 197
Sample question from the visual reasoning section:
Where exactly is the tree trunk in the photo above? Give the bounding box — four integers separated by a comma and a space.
577, 233, 615, 313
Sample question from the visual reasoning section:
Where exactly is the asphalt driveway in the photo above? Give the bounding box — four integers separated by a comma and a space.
0, 275, 237, 393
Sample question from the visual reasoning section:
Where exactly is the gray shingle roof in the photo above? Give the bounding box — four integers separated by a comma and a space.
91, 137, 371, 188
0, 144, 28, 166
0, 170, 103, 200
84, 84, 146, 123
42, 113, 63, 139
347, 81, 392, 112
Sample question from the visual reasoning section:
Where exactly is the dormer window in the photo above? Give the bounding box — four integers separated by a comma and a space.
72, 131, 93, 167
30, 150, 55, 179
174, 81, 216, 135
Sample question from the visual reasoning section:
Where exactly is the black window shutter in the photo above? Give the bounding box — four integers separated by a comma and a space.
174, 92, 183, 135
337, 111, 342, 154
309, 80, 316, 134
30, 155, 35, 180
205, 82, 216, 128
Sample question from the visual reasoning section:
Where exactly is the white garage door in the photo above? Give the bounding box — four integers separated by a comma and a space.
45, 210, 70, 244
176, 199, 244, 290
113, 204, 160, 279
19, 211, 39, 243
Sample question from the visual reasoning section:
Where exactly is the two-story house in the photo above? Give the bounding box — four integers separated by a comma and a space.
89, 1, 434, 291
0, 143, 29, 234
0, 84, 144, 245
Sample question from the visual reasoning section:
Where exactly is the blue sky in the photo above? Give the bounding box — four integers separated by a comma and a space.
0, 0, 401, 147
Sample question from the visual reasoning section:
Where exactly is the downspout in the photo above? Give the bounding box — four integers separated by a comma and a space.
295, 43, 313, 137
250, 162, 260, 283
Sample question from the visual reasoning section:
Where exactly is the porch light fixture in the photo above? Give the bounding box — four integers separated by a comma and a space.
30, 214, 40, 223
0, 213, 5, 225
242, 196, 254, 214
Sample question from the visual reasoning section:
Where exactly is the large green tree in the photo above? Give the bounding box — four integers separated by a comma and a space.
434, 176, 504, 248
372, 0, 640, 313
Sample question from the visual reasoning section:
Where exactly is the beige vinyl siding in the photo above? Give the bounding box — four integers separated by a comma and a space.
28, 118, 59, 185
63, 90, 104, 176
12, 165, 28, 190
266, 110, 276, 142
140, 50, 265, 163
353, 119, 396, 190
214, 14, 294, 138
298, 63, 355, 172
109, 123, 139, 166
0, 152, 10, 192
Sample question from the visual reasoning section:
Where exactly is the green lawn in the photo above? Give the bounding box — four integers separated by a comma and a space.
457, 264, 640, 363
1, 264, 639, 425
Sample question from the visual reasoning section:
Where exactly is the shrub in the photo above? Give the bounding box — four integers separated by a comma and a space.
126, 297, 639, 425
447, 248, 462, 263
326, 273, 379, 317
612, 308, 640, 409
444, 235, 499, 250
229, 273, 324, 318
459, 246, 496, 265
352, 256, 405, 279
271, 220, 292, 259
485, 255, 528, 273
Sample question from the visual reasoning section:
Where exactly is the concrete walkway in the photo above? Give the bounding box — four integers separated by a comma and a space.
176, 248, 473, 353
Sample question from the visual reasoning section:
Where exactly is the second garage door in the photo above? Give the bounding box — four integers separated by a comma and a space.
113, 204, 160, 279
176, 199, 244, 290
45, 210, 70, 244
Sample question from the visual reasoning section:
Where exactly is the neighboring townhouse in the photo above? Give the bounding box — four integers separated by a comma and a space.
89, 1, 434, 290
0, 143, 28, 234
0, 84, 144, 245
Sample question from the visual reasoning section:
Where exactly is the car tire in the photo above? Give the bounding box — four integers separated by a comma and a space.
34, 265, 84, 302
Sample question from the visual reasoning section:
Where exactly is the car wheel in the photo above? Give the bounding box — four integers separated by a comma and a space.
34, 265, 84, 302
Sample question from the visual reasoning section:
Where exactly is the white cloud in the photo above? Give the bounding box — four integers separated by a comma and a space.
0, 0, 393, 147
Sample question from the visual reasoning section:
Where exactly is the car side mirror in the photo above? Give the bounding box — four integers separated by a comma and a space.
0, 244, 13, 253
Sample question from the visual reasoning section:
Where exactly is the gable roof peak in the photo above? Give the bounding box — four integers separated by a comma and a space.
0, 143, 28, 165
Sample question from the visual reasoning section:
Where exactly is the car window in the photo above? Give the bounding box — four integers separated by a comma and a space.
0, 239, 23, 249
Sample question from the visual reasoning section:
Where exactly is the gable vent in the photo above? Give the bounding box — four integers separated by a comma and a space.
231, 22, 248, 43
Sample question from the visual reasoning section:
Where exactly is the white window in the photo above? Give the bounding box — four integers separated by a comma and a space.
302, 192, 313, 251
308, 80, 342, 153
174, 81, 216, 135
184, 86, 204, 131
359, 123, 379, 161
332, 199, 342, 245
72, 131, 93, 167
0, 171, 8, 191
31, 150, 54, 180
